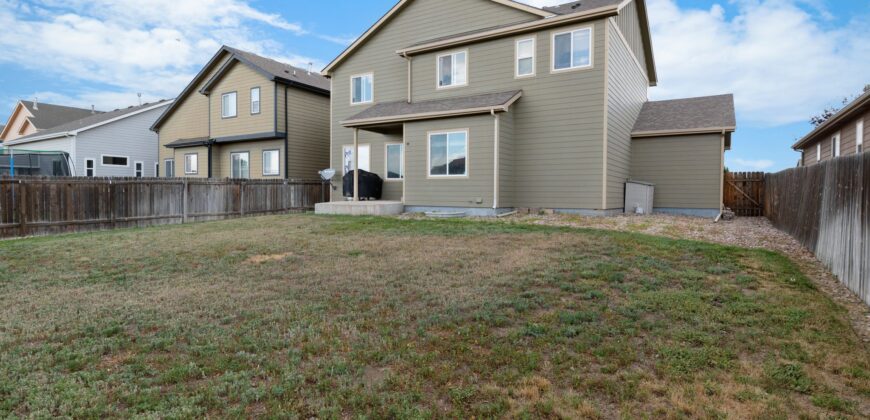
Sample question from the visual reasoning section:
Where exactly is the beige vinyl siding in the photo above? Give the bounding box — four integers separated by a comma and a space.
1, 105, 36, 142
158, 52, 232, 175
213, 140, 284, 179
172, 147, 209, 178
613, 0, 647, 76
210, 62, 275, 138
404, 115, 495, 207
630, 134, 723, 209
408, 19, 608, 209
605, 19, 648, 210
286, 87, 330, 179
498, 110, 515, 208
330, 0, 540, 201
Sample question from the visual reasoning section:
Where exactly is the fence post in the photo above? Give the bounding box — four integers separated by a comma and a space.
239, 181, 246, 217
182, 178, 189, 224
108, 179, 116, 229
18, 179, 26, 237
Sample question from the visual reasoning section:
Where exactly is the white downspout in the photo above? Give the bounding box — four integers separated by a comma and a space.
492, 110, 500, 210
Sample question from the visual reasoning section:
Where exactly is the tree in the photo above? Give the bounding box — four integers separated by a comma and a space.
810, 84, 870, 127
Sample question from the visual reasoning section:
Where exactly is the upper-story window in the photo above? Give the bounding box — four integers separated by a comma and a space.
516, 38, 536, 78
552, 27, 592, 72
351, 74, 373, 105
222, 92, 237, 118
251, 88, 261, 115
857, 120, 864, 153
437, 51, 468, 89
816, 144, 821, 162
832, 132, 841, 157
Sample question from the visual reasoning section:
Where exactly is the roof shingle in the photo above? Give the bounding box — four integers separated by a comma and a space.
343, 91, 522, 126
543, 0, 623, 15
20, 101, 100, 130
13, 100, 172, 143
224, 47, 331, 93
632, 94, 736, 135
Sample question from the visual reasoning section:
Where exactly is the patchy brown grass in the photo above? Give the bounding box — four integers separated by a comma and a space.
0, 214, 867, 418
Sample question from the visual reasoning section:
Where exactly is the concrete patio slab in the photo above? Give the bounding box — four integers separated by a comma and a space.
315, 201, 404, 216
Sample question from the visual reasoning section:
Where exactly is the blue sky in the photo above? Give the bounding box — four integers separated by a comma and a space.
1, 0, 868, 172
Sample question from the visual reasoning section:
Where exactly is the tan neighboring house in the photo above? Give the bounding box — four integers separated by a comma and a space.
321, 0, 735, 217
1, 100, 99, 143
151, 46, 330, 179
793, 90, 868, 166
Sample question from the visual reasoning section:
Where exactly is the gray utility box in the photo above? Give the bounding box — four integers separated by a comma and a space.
625, 181, 655, 215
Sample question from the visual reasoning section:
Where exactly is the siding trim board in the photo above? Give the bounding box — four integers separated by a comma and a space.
213, 131, 286, 144
609, 16, 648, 82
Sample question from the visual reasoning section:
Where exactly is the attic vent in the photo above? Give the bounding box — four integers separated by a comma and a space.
572, 2, 582, 9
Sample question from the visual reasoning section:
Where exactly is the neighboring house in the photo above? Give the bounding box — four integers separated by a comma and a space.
151, 46, 331, 180
1, 100, 99, 143
793, 90, 868, 166
4, 101, 172, 177
323, 0, 735, 217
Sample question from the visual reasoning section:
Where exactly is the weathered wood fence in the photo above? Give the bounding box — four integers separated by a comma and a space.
764, 152, 868, 305
724, 171, 765, 217
0, 177, 326, 239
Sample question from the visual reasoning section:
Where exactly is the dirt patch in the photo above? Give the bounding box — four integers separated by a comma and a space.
98, 350, 134, 371
244, 253, 294, 264
363, 366, 390, 389
507, 213, 870, 344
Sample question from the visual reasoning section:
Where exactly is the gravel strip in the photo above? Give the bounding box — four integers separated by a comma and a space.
502, 214, 870, 344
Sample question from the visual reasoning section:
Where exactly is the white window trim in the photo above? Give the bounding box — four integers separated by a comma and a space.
230, 151, 251, 179
342, 144, 371, 175
817, 144, 821, 162
515, 37, 536, 78
165, 158, 175, 178
436, 50, 469, 90
857, 120, 864, 152
100, 154, 130, 168
84, 158, 95, 177
185, 153, 198, 175
221, 92, 238, 118
833, 132, 841, 157
350, 73, 374, 106
262, 149, 280, 176
134, 161, 144, 178
384, 142, 404, 182
551, 25, 594, 73
427, 129, 469, 179
250, 87, 261, 115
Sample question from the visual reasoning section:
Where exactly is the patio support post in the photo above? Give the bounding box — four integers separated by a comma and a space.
353, 128, 360, 202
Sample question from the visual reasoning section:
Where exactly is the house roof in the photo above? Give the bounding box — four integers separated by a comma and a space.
322, 0, 555, 75
7, 100, 172, 146
792, 89, 870, 150
543, 0, 623, 15
342, 90, 523, 127
632, 94, 736, 137
164, 137, 210, 149
19, 100, 101, 130
152, 46, 329, 132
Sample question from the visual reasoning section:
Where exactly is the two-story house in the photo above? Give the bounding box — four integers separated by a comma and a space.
319, 0, 736, 218
152, 46, 331, 180
793, 89, 868, 166
1, 100, 99, 143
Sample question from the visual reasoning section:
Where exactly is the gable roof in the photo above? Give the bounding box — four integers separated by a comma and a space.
792, 89, 870, 150
322, 0, 555, 76
632, 94, 736, 137
152, 46, 329, 132
343, 90, 522, 127
200, 47, 330, 95
19, 100, 100, 130
7, 100, 172, 146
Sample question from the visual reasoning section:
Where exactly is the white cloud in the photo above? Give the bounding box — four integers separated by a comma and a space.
730, 158, 776, 171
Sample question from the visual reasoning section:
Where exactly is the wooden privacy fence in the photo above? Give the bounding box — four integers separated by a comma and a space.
764, 152, 868, 306
724, 171, 765, 217
0, 177, 326, 239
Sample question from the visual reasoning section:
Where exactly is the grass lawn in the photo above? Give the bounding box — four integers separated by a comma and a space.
0, 215, 868, 418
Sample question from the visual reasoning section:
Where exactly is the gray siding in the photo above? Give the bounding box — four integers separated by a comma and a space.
404, 114, 495, 207
498, 110, 515, 208
75, 106, 167, 177
330, 0, 539, 201
613, 0, 648, 76
630, 134, 723, 210
606, 19, 648, 209
409, 20, 608, 209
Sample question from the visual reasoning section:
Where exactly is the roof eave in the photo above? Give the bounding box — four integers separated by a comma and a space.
342, 91, 522, 128
792, 91, 870, 150
396, 5, 619, 56
631, 127, 736, 138
630, 0, 658, 86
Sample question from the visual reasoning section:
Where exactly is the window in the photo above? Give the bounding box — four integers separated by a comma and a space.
857, 120, 864, 153
250, 87, 261, 115
833, 133, 841, 157
817, 144, 821, 162
437, 51, 468, 88
516, 38, 536, 77
429, 130, 467, 177
351, 74, 373, 104
221, 92, 237, 118
165, 159, 175, 178
134, 161, 144, 178
385, 143, 404, 180
185, 153, 198, 175
84, 159, 95, 177
263, 149, 280, 176
342, 144, 371, 174
553, 27, 592, 71
231, 152, 250, 179
101, 155, 129, 167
